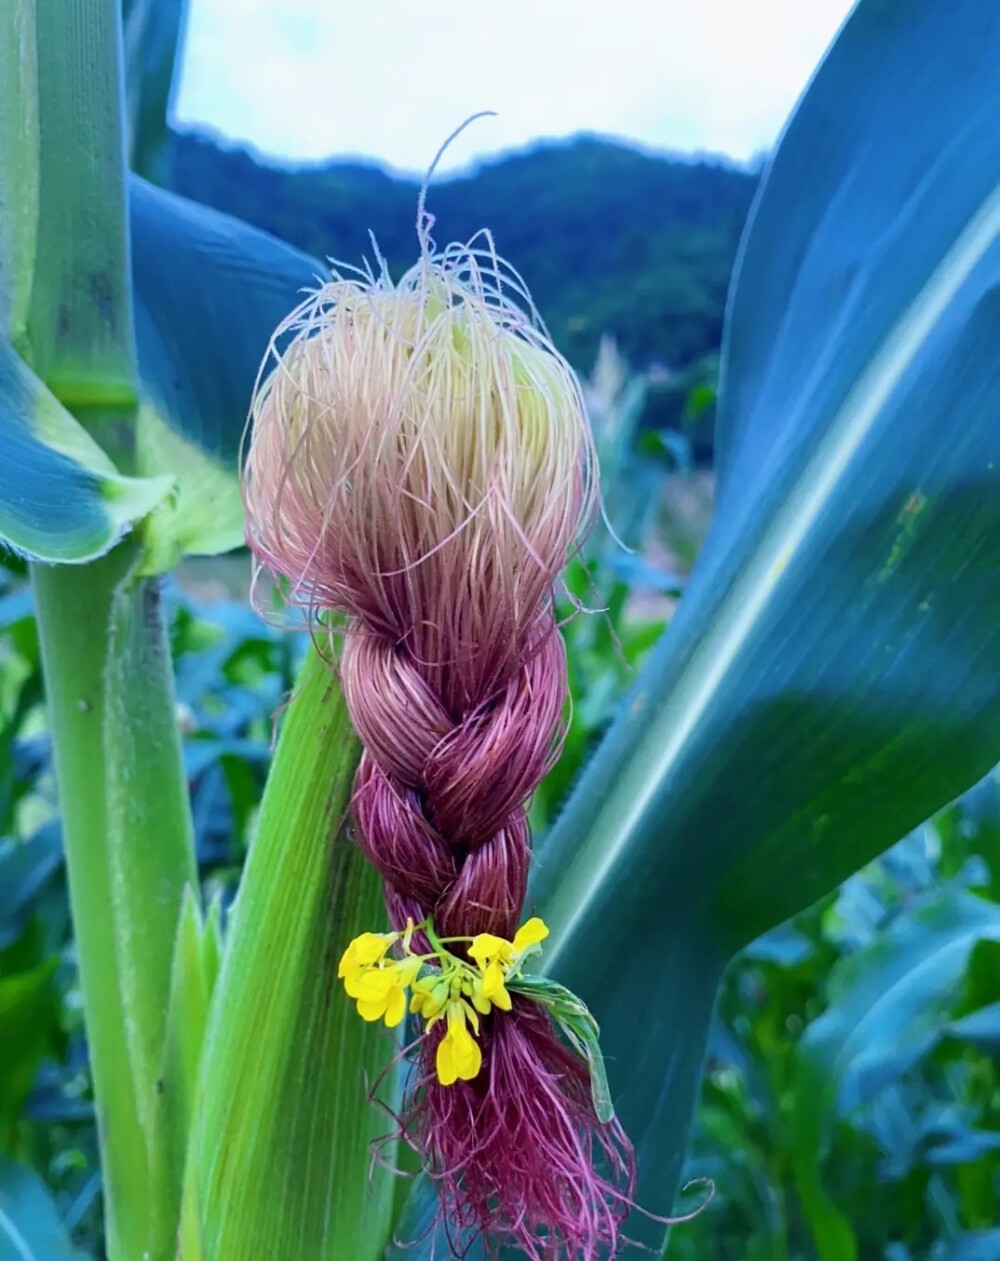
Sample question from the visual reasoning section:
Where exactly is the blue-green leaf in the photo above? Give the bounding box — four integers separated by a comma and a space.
810, 892, 1000, 1113
0, 1159, 89, 1260
936, 1231, 1000, 1261
129, 177, 321, 566
0, 340, 172, 562
0, 825, 63, 951
0, 0, 135, 408
527, 0, 1000, 1245
925, 1129, 1000, 1165
741, 922, 814, 967
791, 890, 1000, 1261
121, 0, 188, 183
946, 1000, 1000, 1050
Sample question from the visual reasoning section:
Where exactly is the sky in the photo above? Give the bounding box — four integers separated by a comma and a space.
174, 0, 856, 176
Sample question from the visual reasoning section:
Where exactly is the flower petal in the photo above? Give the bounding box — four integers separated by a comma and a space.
354, 969, 396, 1001
384, 984, 407, 1028
454, 1027, 482, 1080
343, 972, 366, 999
398, 956, 422, 985
337, 943, 358, 979
481, 960, 506, 1001
512, 917, 549, 955
353, 931, 392, 965
356, 995, 389, 1022
437, 1032, 459, 1086
490, 979, 512, 1012
469, 932, 510, 967
470, 981, 492, 1015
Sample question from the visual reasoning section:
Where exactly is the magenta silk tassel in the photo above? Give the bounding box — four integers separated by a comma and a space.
242, 236, 637, 1258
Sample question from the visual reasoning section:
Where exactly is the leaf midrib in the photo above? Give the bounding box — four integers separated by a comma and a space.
546, 182, 1000, 967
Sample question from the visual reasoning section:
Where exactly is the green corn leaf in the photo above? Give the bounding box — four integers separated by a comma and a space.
121, 0, 188, 184
0, 829, 63, 951
1, 0, 135, 420
2, 3, 320, 567
148, 886, 222, 1259
0, 5, 39, 350
0, 339, 172, 562
0, 950, 60, 1134
0, 1159, 90, 1260
129, 177, 321, 567
0, 0, 172, 566
792, 890, 1000, 1261
507, 974, 614, 1123
525, 0, 1000, 1245
0, 176, 319, 567
181, 642, 398, 1261
200, 893, 223, 994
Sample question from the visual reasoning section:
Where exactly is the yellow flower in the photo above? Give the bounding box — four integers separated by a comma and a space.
468, 932, 510, 969
338, 931, 393, 991
512, 917, 549, 956
468, 974, 494, 1015
436, 1002, 482, 1086
336, 918, 545, 1086
469, 917, 548, 969
348, 954, 419, 1028
479, 959, 512, 1011
468, 916, 549, 1011
410, 973, 449, 1021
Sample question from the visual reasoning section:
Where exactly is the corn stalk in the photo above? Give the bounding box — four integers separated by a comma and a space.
2, 3, 197, 1256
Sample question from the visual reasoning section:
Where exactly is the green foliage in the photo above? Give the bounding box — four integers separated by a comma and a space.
4, 2, 1000, 1259
0, 339, 172, 563
1, 0, 136, 410
32, 542, 199, 1260
154, 887, 221, 1257
128, 176, 320, 567
669, 785, 1000, 1261
0, 557, 313, 1254
528, 0, 1000, 1244
167, 129, 755, 376
121, 0, 188, 183
0, 1158, 89, 1259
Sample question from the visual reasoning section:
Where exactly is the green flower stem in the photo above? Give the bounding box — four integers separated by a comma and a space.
182, 638, 397, 1261
32, 536, 198, 1261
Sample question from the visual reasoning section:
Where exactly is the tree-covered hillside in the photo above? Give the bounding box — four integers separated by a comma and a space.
168, 130, 757, 374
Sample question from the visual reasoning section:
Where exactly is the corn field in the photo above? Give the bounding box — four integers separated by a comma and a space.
1, 2, 1000, 1259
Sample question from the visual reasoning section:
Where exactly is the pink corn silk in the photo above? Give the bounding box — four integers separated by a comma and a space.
404, 1003, 635, 1261
243, 291, 635, 1255
342, 599, 636, 1257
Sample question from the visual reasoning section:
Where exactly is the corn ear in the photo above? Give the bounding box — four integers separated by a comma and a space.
181, 642, 399, 1261
147, 887, 223, 1258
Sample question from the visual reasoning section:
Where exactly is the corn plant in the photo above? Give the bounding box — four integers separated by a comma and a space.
2, 1, 1000, 1259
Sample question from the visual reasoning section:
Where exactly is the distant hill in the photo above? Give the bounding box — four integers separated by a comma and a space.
168, 130, 758, 376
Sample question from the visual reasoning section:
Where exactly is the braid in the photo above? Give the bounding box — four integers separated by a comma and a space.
242, 239, 638, 1260
343, 611, 565, 940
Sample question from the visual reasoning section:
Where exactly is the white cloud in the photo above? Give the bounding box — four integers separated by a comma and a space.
174, 0, 855, 172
